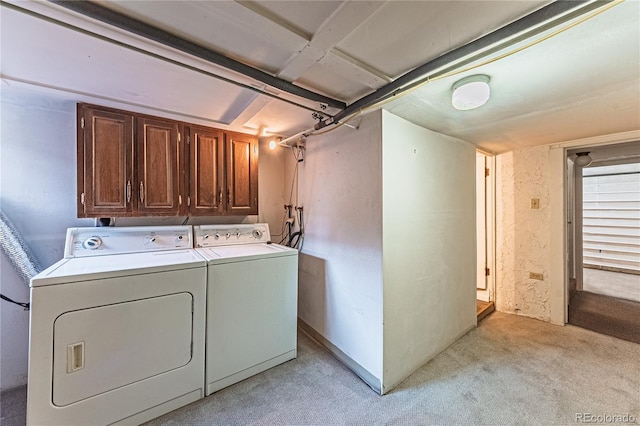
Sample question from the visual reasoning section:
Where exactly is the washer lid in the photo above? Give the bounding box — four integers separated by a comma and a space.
30, 250, 206, 287
197, 243, 297, 263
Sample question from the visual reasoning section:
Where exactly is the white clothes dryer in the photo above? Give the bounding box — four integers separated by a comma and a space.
27, 226, 206, 426
194, 223, 298, 395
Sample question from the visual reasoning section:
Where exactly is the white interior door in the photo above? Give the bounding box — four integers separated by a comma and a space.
476, 153, 488, 301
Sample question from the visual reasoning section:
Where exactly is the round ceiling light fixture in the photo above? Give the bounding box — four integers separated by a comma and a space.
451, 74, 491, 110
574, 151, 592, 167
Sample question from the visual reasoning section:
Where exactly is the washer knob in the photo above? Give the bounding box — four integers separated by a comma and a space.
226, 232, 231, 239
214, 233, 220, 240
203, 234, 210, 240
236, 232, 241, 238
252, 229, 263, 239
82, 236, 103, 250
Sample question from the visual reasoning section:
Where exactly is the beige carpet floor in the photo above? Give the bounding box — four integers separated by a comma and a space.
2, 311, 638, 425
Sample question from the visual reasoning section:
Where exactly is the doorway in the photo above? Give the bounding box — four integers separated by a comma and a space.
567, 141, 640, 343
476, 152, 495, 321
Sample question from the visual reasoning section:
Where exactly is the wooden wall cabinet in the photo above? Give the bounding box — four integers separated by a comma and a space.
78, 104, 183, 217
136, 117, 182, 215
78, 104, 258, 218
225, 131, 258, 216
77, 106, 134, 217
185, 127, 258, 216
187, 125, 225, 215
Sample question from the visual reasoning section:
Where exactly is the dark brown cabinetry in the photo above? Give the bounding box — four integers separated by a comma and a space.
78, 104, 258, 218
77, 106, 134, 217
78, 104, 182, 217
187, 125, 225, 215
185, 127, 258, 216
136, 117, 182, 215
226, 131, 258, 215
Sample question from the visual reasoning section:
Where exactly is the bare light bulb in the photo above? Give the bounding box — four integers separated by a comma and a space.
268, 140, 276, 150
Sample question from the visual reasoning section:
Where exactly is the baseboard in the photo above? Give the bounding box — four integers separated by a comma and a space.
476, 293, 490, 302
297, 319, 382, 395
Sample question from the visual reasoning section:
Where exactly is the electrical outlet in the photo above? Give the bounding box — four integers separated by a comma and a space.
531, 198, 540, 209
529, 272, 544, 281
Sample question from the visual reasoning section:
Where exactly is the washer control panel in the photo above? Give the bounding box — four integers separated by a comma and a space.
64, 226, 193, 258
193, 223, 270, 248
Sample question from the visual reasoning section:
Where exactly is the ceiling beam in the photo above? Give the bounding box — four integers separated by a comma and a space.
49, 0, 347, 110
320, 49, 392, 89
277, 1, 384, 82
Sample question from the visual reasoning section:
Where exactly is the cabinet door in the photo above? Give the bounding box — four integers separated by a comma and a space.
188, 126, 225, 215
226, 132, 258, 215
136, 117, 181, 215
78, 105, 134, 217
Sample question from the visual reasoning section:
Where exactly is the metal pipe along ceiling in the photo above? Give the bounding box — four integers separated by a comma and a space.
49, 0, 347, 111
50, 0, 611, 142
314, 0, 613, 132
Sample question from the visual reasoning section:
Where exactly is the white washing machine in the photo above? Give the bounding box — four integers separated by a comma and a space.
27, 226, 206, 425
193, 223, 298, 395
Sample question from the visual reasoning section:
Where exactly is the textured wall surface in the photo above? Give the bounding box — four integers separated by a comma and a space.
496, 146, 552, 321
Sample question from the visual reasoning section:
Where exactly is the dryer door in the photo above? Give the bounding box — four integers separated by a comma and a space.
52, 292, 193, 406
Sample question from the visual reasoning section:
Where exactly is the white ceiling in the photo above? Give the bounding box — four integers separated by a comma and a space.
1, 0, 638, 154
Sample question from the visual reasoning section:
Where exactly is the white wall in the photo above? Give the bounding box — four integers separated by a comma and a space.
496, 146, 553, 321
258, 135, 290, 234
0, 87, 287, 391
1, 253, 30, 391
297, 111, 384, 384
0, 89, 93, 391
297, 110, 477, 393
381, 110, 476, 392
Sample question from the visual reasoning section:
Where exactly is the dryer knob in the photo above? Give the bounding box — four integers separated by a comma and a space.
203, 234, 209, 239
225, 233, 231, 239
214, 233, 220, 240
82, 236, 103, 250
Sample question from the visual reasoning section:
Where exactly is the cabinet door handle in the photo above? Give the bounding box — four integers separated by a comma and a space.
139, 181, 144, 204
218, 188, 222, 205
126, 180, 131, 204
227, 186, 231, 205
